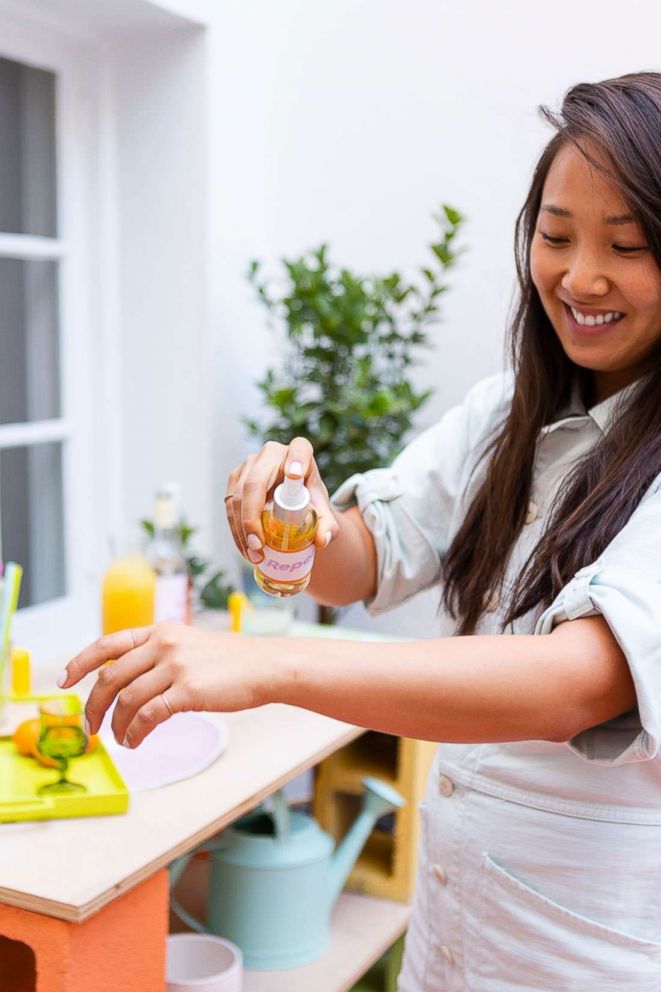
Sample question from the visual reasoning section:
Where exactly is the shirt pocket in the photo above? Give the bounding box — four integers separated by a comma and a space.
470, 853, 661, 991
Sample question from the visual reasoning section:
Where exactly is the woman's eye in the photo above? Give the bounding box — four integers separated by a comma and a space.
539, 232, 568, 246
614, 244, 648, 254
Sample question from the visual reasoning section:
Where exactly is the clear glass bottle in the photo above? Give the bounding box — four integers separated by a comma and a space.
255, 463, 318, 598
146, 483, 191, 624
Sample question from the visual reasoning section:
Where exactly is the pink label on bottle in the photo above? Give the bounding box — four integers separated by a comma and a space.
155, 574, 188, 624
258, 546, 316, 582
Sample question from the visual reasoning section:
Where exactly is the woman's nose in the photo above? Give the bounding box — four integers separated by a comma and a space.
561, 251, 610, 298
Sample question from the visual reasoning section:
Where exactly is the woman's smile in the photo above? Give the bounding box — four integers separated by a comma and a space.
561, 301, 625, 338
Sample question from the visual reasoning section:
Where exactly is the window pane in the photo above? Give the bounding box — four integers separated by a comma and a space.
0, 258, 60, 424
0, 442, 66, 607
0, 56, 57, 237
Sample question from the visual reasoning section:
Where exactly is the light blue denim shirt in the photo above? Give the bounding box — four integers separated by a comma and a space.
332, 371, 661, 823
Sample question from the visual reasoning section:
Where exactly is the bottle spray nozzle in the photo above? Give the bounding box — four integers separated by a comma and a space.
274, 462, 310, 513
281, 462, 304, 506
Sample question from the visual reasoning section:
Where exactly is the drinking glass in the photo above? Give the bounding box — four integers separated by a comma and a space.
37, 698, 88, 795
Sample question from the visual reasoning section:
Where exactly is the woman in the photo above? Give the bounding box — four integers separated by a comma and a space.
63, 72, 661, 988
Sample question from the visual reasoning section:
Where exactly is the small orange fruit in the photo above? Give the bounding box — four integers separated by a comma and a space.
12, 716, 97, 766
12, 718, 40, 757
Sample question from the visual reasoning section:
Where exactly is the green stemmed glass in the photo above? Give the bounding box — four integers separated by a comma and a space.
37, 698, 88, 795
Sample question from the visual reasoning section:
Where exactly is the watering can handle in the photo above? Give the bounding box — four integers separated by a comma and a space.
169, 853, 210, 934
168, 834, 229, 935
170, 893, 211, 934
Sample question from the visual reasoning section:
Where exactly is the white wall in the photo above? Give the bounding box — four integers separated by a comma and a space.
109, 23, 211, 549
203, 0, 661, 636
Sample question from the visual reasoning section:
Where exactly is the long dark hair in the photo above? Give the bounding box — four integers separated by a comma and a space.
442, 72, 661, 635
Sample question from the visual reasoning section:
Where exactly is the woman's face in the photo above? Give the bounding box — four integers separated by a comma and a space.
530, 141, 661, 403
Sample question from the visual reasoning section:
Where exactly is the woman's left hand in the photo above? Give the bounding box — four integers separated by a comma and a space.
58, 624, 276, 749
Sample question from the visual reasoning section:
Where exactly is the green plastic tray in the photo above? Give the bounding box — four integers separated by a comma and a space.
0, 694, 129, 823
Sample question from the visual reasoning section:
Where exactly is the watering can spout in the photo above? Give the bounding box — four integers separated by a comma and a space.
327, 776, 405, 907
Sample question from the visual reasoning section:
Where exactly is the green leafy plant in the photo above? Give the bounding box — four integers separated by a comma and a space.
140, 519, 235, 611
244, 205, 464, 497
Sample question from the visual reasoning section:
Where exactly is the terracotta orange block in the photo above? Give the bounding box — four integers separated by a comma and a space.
0, 870, 169, 992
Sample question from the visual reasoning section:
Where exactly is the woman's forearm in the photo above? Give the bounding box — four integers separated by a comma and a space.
269, 616, 636, 744
62, 613, 636, 753
306, 505, 378, 607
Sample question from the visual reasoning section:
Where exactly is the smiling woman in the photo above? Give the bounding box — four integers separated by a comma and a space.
63, 72, 661, 991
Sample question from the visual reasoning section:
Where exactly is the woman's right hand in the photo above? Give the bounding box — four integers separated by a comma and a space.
225, 437, 340, 564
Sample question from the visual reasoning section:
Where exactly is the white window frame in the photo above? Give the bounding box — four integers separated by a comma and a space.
0, 13, 112, 658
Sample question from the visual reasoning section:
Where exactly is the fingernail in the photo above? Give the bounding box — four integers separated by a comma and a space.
323, 531, 333, 548
56, 670, 68, 688
248, 550, 263, 563
287, 461, 303, 477
123, 733, 132, 748
84, 717, 91, 735
247, 534, 262, 550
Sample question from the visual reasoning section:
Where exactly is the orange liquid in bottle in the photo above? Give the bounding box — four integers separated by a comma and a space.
254, 503, 318, 598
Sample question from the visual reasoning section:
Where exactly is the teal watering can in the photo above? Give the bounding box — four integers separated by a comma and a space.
170, 776, 405, 970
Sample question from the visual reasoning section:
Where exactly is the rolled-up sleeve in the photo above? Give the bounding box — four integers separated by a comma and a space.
534, 480, 661, 766
331, 372, 512, 616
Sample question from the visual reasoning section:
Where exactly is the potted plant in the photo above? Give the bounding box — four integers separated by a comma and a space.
245, 204, 464, 621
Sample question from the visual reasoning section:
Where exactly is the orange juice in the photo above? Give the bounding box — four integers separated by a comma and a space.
101, 554, 156, 635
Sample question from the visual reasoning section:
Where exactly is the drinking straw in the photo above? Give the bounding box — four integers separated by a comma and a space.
1, 562, 23, 655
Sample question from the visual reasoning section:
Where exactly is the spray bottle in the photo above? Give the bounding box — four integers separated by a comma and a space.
254, 462, 318, 598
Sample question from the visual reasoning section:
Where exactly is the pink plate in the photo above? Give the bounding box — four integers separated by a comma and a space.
99, 708, 229, 792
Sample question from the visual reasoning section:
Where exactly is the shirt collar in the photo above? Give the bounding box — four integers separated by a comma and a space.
587, 385, 639, 433
546, 377, 643, 435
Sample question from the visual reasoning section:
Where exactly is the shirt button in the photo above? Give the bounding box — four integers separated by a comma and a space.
441, 945, 454, 966
438, 774, 454, 797
525, 500, 538, 524
432, 863, 447, 884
